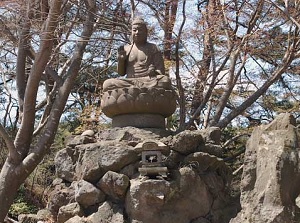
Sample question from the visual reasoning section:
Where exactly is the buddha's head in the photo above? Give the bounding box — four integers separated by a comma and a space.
131, 17, 148, 45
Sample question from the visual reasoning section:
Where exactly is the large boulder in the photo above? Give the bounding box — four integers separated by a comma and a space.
170, 130, 205, 155
18, 209, 53, 223
55, 148, 76, 182
231, 113, 300, 223
55, 135, 96, 182
57, 203, 84, 223
75, 141, 139, 183
97, 171, 130, 202
125, 167, 213, 223
87, 201, 124, 223
183, 152, 231, 182
74, 180, 105, 208
46, 181, 75, 215
64, 215, 87, 223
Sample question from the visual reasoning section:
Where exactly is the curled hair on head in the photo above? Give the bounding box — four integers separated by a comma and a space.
132, 17, 147, 28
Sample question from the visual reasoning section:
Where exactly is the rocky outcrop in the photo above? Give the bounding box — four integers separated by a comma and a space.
230, 113, 300, 223
19, 113, 300, 223
45, 127, 236, 223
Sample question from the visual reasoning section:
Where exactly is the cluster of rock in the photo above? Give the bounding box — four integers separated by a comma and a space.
36, 126, 238, 223
16, 113, 300, 223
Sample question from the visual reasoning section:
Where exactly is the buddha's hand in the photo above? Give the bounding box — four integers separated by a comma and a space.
148, 64, 157, 79
118, 46, 127, 61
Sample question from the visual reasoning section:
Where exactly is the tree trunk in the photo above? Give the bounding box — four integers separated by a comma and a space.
0, 160, 26, 221
0, 0, 96, 220
190, 32, 211, 125
190, 0, 216, 127
163, 0, 178, 60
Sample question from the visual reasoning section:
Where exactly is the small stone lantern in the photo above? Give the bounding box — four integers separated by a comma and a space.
135, 141, 169, 178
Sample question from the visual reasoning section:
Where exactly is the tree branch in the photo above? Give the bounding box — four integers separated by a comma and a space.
216, 42, 296, 128
22, 0, 96, 169
266, 0, 300, 29
0, 124, 20, 163
14, 0, 62, 160
175, 0, 186, 130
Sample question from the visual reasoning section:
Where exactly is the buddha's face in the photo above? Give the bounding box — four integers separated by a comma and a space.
132, 24, 147, 44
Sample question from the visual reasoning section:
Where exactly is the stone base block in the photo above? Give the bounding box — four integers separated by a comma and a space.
138, 166, 168, 177
112, 114, 165, 128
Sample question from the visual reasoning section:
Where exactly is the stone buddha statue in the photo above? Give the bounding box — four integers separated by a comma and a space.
103, 17, 172, 91
101, 17, 177, 128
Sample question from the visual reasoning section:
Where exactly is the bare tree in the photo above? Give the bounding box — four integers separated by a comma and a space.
0, 0, 96, 220
187, 0, 300, 129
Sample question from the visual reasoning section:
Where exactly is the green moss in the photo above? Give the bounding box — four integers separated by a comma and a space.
9, 185, 38, 219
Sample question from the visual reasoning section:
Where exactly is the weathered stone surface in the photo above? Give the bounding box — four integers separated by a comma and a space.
231, 113, 300, 223
97, 171, 130, 202
75, 180, 105, 208
18, 214, 41, 223
55, 148, 76, 182
81, 130, 95, 137
36, 209, 53, 221
201, 143, 223, 157
171, 130, 205, 155
64, 215, 87, 223
57, 202, 84, 223
126, 167, 213, 223
197, 127, 221, 145
164, 150, 185, 169
183, 152, 231, 183
191, 217, 211, 223
66, 135, 96, 148
47, 183, 75, 215
120, 161, 140, 179
102, 87, 177, 120
87, 201, 124, 223
75, 141, 139, 182
112, 111, 166, 128
96, 127, 172, 142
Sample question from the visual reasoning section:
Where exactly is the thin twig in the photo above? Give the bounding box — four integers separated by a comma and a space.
233, 164, 244, 176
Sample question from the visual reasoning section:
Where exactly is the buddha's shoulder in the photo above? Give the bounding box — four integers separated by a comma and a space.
145, 42, 160, 51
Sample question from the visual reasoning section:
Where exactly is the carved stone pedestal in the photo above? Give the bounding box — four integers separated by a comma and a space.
101, 86, 177, 128
112, 114, 165, 128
